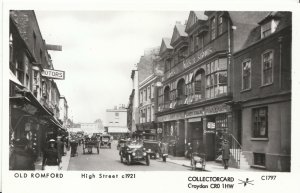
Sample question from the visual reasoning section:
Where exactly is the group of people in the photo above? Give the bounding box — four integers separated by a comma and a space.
10, 135, 67, 170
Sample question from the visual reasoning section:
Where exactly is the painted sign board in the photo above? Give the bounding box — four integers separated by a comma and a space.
41, 69, 65, 80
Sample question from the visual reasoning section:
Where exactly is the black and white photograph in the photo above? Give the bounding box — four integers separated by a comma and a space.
1, 0, 300, 193
7, 9, 292, 172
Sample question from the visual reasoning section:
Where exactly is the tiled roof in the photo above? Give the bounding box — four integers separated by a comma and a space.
233, 11, 291, 51
176, 24, 188, 37
163, 38, 173, 49
194, 11, 208, 21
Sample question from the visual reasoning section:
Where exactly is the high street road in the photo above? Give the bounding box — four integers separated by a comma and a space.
68, 141, 188, 171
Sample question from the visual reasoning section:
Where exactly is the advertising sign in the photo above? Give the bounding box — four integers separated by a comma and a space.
41, 69, 65, 80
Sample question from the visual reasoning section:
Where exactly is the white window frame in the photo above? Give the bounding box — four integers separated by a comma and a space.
241, 58, 252, 90
261, 50, 274, 86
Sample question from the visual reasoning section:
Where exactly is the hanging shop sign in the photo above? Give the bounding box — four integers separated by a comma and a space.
205, 104, 231, 115
157, 112, 185, 122
41, 69, 65, 80
185, 108, 205, 118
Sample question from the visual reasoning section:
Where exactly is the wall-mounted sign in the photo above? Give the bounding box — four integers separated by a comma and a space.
183, 48, 214, 69
157, 112, 185, 122
41, 69, 65, 80
205, 104, 231, 115
185, 108, 205, 118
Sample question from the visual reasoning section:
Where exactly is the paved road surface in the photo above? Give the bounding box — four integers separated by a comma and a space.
68, 140, 189, 171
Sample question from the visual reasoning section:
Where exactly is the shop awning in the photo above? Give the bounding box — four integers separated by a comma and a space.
9, 70, 24, 88
108, 127, 129, 133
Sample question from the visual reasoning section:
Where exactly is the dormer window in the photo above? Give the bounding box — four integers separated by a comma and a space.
261, 19, 279, 39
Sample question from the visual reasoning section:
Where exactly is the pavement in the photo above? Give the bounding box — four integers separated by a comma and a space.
166, 155, 261, 172
34, 148, 71, 171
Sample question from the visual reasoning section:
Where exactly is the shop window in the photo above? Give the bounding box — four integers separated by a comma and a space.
262, 50, 273, 85
216, 114, 228, 128
211, 17, 216, 40
253, 153, 266, 166
218, 15, 223, 35
242, 59, 251, 90
252, 107, 268, 138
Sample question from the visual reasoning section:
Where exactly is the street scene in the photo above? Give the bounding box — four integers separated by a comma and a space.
8, 10, 291, 172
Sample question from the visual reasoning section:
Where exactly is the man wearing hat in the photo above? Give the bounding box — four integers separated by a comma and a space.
42, 139, 61, 170
10, 137, 35, 170
221, 139, 230, 169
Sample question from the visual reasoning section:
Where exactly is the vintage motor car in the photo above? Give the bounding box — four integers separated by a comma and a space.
100, 134, 112, 148
143, 139, 161, 159
119, 142, 150, 166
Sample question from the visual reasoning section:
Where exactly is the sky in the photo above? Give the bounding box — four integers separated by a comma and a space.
35, 11, 189, 124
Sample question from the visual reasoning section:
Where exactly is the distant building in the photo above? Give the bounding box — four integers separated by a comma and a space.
105, 105, 128, 139
59, 96, 69, 129
80, 122, 103, 134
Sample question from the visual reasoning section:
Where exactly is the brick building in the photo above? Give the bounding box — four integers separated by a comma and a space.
232, 12, 291, 171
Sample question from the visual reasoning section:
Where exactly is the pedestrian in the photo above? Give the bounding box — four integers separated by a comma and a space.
221, 139, 230, 169
42, 139, 61, 170
56, 135, 65, 156
9, 137, 35, 170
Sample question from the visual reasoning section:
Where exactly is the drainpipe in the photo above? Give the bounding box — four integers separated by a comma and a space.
278, 36, 283, 89
227, 18, 232, 97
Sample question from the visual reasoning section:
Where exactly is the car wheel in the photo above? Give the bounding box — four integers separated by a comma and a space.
126, 155, 131, 165
146, 154, 150, 166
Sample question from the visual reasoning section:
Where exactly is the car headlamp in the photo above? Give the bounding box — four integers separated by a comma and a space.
132, 152, 136, 156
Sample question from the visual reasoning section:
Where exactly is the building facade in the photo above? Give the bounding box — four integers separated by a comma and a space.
232, 12, 291, 171
9, 10, 67, 167
135, 47, 160, 139
105, 105, 129, 139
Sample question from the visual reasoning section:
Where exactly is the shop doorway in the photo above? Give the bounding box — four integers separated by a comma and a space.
206, 133, 216, 161
189, 121, 204, 153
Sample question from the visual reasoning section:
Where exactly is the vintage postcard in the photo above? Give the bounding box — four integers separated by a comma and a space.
1, 0, 300, 193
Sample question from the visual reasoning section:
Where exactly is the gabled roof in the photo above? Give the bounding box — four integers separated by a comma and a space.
228, 11, 291, 52
170, 24, 188, 46
185, 11, 208, 33
159, 37, 173, 55
227, 11, 269, 52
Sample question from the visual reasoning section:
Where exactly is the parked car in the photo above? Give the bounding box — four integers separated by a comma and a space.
119, 141, 150, 166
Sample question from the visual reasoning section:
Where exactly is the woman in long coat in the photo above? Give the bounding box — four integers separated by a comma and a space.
42, 139, 62, 170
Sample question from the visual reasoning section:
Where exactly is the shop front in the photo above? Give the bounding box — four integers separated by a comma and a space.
157, 112, 185, 156
185, 103, 232, 161
9, 81, 65, 168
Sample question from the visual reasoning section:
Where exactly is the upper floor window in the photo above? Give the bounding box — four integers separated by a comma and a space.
165, 59, 171, 72
252, 107, 268, 138
163, 86, 170, 103
261, 20, 279, 39
211, 17, 216, 40
151, 84, 154, 99
189, 36, 194, 54
206, 58, 227, 99
33, 32, 37, 56
242, 59, 251, 90
177, 79, 186, 101
147, 86, 151, 100
218, 16, 223, 35
262, 50, 273, 85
